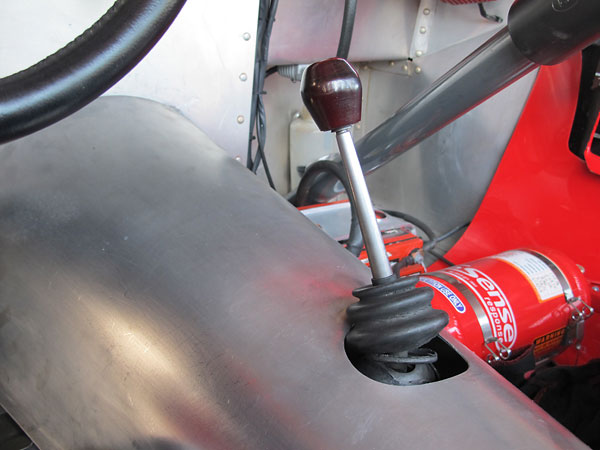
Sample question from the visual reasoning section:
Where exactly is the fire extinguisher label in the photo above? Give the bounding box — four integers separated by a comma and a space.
420, 276, 467, 313
492, 250, 564, 302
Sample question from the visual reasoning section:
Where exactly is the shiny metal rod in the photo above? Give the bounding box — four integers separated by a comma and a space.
336, 128, 393, 281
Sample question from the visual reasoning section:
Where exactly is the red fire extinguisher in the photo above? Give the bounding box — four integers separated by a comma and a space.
418, 249, 593, 363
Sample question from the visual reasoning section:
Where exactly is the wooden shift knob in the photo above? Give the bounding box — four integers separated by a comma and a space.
300, 58, 362, 132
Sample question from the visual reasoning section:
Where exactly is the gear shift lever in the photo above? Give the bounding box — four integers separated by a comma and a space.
301, 58, 449, 385
300, 58, 393, 283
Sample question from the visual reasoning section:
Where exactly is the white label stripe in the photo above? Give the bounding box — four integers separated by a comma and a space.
493, 250, 564, 302
420, 276, 467, 314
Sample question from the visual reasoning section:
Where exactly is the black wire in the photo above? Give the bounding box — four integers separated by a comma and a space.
251, 94, 267, 174
336, 0, 357, 59
252, 96, 276, 189
270, 5, 356, 83
393, 253, 417, 274
478, 3, 503, 23
263, 0, 279, 60
423, 222, 470, 251
265, 66, 278, 77
253, 0, 279, 186
427, 249, 455, 267
246, 0, 267, 170
423, 222, 469, 267
246, 0, 278, 190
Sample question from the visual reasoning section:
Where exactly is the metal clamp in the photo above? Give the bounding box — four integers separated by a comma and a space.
485, 337, 512, 363
578, 297, 595, 318
432, 272, 507, 365
567, 296, 594, 323
565, 297, 595, 348
526, 250, 595, 348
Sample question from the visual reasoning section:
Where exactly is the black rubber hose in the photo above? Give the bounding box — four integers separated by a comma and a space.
336, 0, 357, 59
296, 160, 363, 256
0, 0, 186, 144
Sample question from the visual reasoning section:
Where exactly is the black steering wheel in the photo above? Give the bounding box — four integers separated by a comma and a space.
0, 0, 186, 145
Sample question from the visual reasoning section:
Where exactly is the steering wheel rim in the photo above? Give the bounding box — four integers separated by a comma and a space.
0, 0, 186, 145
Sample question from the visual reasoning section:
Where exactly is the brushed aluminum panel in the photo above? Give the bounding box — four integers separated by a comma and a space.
0, 96, 585, 449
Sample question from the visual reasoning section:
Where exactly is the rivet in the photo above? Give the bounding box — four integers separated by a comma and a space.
423, 8, 431, 15
415, 50, 424, 57
420, 26, 427, 34
237, 115, 245, 124
389, 61, 396, 67
415, 66, 422, 74
239, 73, 248, 81
242, 32, 251, 41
